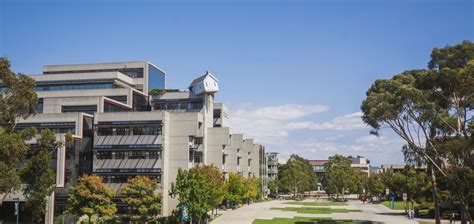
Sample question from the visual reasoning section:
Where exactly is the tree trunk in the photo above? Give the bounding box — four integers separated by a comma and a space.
429, 166, 441, 224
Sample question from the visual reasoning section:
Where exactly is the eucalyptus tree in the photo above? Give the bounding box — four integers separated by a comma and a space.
361, 40, 474, 223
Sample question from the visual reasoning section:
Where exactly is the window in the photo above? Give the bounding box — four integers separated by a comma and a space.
222, 154, 226, 165
35, 83, 118, 91
62, 105, 97, 114
129, 151, 146, 159
106, 95, 127, 104
149, 151, 161, 159
237, 157, 241, 166
35, 98, 44, 113
97, 152, 112, 159
148, 65, 165, 89
97, 126, 162, 136
115, 152, 126, 159
104, 101, 131, 113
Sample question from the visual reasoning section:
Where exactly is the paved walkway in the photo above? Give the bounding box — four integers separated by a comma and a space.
211, 199, 423, 224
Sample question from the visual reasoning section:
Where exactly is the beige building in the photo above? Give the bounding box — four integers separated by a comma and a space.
1, 61, 268, 222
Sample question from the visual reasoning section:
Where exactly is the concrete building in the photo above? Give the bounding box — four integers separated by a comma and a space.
349, 155, 371, 176
381, 164, 427, 173
0, 61, 267, 222
266, 152, 279, 181
308, 160, 329, 191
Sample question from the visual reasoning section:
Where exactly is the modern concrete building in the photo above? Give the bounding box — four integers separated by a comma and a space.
266, 152, 279, 181
349, 155, 371, 176
308, 160, 329, 191
380, 164, 427, 173
0, 61, 267, 222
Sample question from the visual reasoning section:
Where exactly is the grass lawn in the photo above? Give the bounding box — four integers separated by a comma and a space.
253, 217, 372, 224
271, 207, 361, 214
284, 201, 348, 206
380, 201, 417, 210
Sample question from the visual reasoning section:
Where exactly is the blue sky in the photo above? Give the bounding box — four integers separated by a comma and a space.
1, 0, 472, 165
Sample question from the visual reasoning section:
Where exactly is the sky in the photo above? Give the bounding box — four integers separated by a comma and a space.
1, 0, 472, 166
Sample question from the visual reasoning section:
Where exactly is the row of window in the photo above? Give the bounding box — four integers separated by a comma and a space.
97, 126, 162, 136
153, 101, 203, 110
35, 83, 120, 91
96, 151, 162, 160
44, 68, 145, 78
104, 175, 161, 184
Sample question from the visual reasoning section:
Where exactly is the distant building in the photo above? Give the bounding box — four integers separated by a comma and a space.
308, 160, 329, 191
266, 152, 279, 181
381, 164, 427, 173
349, 155, 371, 176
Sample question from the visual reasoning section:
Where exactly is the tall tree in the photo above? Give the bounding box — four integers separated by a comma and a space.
20, 129, 59, 222
225, 172, 246, 205
170, 166, 218, 223
120, 176, 161, 220
322, 155, 354, 200
279, 154, 315, 198
199, 165, 226, 215
0, 58, 37, 202
361, 40, 474, 223
66, 175, 117, 223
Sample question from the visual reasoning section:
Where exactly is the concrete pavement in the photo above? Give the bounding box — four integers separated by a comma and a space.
211, 199, 421, 224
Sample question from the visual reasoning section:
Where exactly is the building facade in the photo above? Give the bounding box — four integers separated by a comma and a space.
266, 152, 279, 182
0, 61, 267, 221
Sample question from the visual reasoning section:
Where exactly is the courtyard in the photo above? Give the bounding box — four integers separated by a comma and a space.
211, 199, 446, 224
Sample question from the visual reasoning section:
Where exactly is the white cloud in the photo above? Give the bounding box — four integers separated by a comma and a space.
229, 104, 330, 144
286, 112, 367, 131
228, 104, 405, 165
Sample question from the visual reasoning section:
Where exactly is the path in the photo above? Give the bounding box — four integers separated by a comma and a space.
211, 199, 423, 224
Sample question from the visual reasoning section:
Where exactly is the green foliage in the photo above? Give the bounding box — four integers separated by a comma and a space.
0, 58, 38, 196
170, 165, 225, 222
322, 155, 353, 199
253, 217, 371, 224
284, 201, 347, 206
148, 88, 166, 96
120, 176, 161, 218
244, 177, 260, 201
367, 174, 385, 198
278, 154, 316, 198
66, 175, 117, 220
20, 129, 59, 221
0, 58, 38, 131
225, 172, 246, 204
270, 207, 361, 214
267, 181, 278, 197
361, 40, 474, 222
200, 165, 227, 209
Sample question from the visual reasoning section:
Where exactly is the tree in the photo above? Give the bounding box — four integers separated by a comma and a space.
199, 165, 226, 215
361, 40, 474, 223
20, 129, 59, 222
149, 88, 166, 96
170, 166, 215, 223
120, 176, 161, 220
66, 175, 117, 223
278, 154, 315, 198
225, 173, 246, 204
267, 181, 278, 198
367, 174, 385, 198
0, 58, 37, 202
322, 155, 354, 200
350, 169, 369, 195
244, 177, 260, 203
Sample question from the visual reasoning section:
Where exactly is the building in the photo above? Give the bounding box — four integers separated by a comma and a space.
0, 61, 267, 222
308, 160, 329, 191
349, 155, 371, 176
381, 164, 427, 173
266, 152, 279, 182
